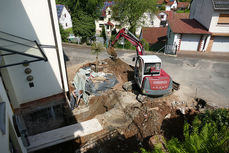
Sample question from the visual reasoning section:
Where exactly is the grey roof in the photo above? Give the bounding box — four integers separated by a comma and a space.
212, 0, 229, 10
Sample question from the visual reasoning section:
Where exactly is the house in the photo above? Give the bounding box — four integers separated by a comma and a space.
136, 13, 161, 36
159, 11, 189, 26
140, 27, 168, 51
56, 4, 73, 29
95, 1, 120, 38
166, 17, 211, 52
0, 0, 69, 152
165, 0, 178, 11
190, 0, 229, 52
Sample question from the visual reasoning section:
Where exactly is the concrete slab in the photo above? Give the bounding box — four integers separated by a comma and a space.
27, 118, 103, 152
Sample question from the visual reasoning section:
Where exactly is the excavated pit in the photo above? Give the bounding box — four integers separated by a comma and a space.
34, 58, 207, 153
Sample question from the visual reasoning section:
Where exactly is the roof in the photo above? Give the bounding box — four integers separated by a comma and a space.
169, 19, 211, 34
164, 11, 189, 20
140, 55, 162, 63
212, 0, 229, 10
157, 0, 164, 4
56, 5, 64, 19
167, 1, 174, 6
101, 1, 114, 17
142, 27, 168, 44
174, 13, 189, 19
105, 21, 114, 26
177, 2, 190, 8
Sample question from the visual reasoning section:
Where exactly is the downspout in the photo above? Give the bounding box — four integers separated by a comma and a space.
47, 0, 69, 94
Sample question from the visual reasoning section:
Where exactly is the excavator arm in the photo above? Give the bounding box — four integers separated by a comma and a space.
107, 28, 144, 59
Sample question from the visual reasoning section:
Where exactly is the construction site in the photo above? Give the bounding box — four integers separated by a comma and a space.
23, 55, 211, 153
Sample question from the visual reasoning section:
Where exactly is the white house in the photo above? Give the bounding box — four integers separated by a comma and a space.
190, 0, 229, 52
0, 0, 69, 152
95, 1, 120, 38
136, 12, 161, 36
165, 0, 177, 11
56, 4, 73, 29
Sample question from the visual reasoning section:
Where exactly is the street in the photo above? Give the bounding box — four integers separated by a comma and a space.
63, 44, 229, 107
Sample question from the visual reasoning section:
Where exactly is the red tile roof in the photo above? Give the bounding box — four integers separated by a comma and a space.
105, 21, 114, 26
174, 13, 189, 19
142, 27, 168, 44
157, 0, 164, 4
168, 19, 211, 34
164, 11, 189, 20
177, 2, 190, 8
167, 2, 174, 6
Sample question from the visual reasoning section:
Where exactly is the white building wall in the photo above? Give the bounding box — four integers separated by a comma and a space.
0, 77, 27, 153
136, 13, 161, 36
95, 7, 120, 37
189, 0, 214, 30
209, 11, 229, 33
59, 6, 73, 29
0, 0, 68, 108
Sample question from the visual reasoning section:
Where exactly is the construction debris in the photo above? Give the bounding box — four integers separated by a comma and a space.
37, 58, 215, 153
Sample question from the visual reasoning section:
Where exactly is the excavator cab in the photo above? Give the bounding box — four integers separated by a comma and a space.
134, 55, 173, 96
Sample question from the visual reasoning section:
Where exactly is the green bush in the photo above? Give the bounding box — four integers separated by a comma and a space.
140, 109, 229, 153
141, 39, 149, 51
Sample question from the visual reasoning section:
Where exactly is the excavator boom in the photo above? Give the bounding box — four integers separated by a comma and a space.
107, 28, 144, 58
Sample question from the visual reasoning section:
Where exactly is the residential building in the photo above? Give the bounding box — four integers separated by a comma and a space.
136, 12, 161, 36
95, 1, 120, 38
166, 17, 211, 52
165, 0, 178, 11
56, 4, 73, 29
190, 0, 229, 52
159, 11, 189, 27
0, 0, 69, 152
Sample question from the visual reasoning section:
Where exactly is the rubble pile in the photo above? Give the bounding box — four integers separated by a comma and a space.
64, 58, 211, 153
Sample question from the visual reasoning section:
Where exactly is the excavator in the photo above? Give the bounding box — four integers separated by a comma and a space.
107, 28, 178, 96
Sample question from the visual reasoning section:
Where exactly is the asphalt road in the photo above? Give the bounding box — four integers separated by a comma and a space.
63, 44, 229, 107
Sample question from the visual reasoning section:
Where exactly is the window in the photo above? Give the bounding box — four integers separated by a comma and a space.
99, 24, 103, 28
64, 14, 66, 18
144, 63, 161, 75
218, 14, 229, 24
108, 11, 111, 15
161, 15, 164, 18
65, 23, 68, 27
100, 17, 104, 20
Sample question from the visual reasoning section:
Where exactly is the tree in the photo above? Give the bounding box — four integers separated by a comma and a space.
91, 43, 105, 72
58, 0, 105, 42
72, 10, 96, 42
112, 0, 157, 34
59, 24, 68, 42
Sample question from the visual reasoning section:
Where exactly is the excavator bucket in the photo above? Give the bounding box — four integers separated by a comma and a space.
107, 46, 117, 59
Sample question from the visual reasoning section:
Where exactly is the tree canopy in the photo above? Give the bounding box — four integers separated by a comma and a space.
56, 0, 105, 42
111, 0, 157, 33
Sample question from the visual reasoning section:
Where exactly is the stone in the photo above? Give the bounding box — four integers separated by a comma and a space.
137, 94, 147, 103
122, 81, 135, 91
148, 135, 165, 150
164, 113, 171, 119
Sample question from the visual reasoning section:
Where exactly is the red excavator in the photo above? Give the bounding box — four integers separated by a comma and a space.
107, 28, 177, 96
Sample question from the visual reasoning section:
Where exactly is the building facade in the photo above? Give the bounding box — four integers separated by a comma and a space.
0, 0, 69, 152
190, 0, 229, 52
56, 4, 73, 29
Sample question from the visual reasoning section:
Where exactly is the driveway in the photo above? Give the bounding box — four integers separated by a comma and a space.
63, 44, 229, 107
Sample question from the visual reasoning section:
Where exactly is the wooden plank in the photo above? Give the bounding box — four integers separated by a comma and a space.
27, 119, 103, 152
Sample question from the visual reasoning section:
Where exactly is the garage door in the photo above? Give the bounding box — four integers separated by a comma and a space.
180, 34, 200, 51
212, 36, 229, 52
